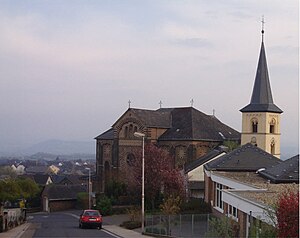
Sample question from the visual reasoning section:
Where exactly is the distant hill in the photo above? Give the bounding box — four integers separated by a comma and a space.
22, 139, 95, 155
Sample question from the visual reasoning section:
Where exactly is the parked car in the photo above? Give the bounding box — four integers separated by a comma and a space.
79, 210, 102, 229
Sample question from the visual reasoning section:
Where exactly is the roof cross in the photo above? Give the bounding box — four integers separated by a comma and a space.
128, 100, 131, 108
159, 100, 163, 109
190, 99, 194, 107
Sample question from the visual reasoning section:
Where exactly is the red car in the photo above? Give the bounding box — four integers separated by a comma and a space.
79, 210, 102, 229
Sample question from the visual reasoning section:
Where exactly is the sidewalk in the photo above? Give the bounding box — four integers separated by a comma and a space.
0, 223, 30, 238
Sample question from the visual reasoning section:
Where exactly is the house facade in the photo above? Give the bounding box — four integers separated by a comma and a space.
95, 107, 240, 193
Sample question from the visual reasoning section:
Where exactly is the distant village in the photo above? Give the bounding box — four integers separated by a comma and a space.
0, 153, 95, 184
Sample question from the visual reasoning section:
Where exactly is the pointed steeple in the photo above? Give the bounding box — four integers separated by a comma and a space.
240, 26, 282, 113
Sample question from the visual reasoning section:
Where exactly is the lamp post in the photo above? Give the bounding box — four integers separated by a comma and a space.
85, 167, 91, 209
133, 132, 145, 233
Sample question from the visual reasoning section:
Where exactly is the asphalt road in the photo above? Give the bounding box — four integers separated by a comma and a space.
27, 212, 121, 238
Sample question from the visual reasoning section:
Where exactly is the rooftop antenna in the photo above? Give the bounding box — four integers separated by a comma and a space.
159, 100, 163, 109
128, 100, 131, 108
190, 99, 194, 107
261, 15, 265, 42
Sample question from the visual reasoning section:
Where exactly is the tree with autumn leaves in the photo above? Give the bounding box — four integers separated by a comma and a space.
276, 190, 299, 238
131, 144, 185, 210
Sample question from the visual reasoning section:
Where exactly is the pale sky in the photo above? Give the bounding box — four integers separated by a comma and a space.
0, 1, 298, 157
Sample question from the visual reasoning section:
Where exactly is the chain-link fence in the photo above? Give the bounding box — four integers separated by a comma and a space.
145, 214, 210, 237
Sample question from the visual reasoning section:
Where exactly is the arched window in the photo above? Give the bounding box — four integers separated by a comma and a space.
251, 118, 258, 133
270, 118, 276, 134
270, 139, 275, 155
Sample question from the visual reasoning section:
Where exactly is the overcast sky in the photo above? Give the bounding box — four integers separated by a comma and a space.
0, 1, 298, 156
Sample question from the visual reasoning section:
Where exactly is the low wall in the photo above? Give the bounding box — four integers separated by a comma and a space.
0, 208, 26, 232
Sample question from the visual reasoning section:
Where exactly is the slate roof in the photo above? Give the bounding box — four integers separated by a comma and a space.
33, 174, 51, 185
240, 42, 282, 113
204, 143, 281, 172
94, 128, 114, 140
111, 108, 172, 129
43, 184, 86, 200
184, 148, 226, 173
96, 107, 240, 142
159, 107, 240, 141
51, 175, 83, 185
259, 155, 299, 183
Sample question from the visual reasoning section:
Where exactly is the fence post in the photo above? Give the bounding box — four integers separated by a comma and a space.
152, 215, 153, 233
207, 213, 210, 232
192, 214, 194, 236
180, 214, 182, 237
160, 214, 161, 235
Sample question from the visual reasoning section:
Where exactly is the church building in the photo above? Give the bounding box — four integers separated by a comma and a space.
94, 107, 240, 193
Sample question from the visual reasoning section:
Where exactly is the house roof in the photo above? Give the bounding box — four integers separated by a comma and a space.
33, 174, 51, 185
51, 175, 83, 185
259, 155, 299, 183
240, 42, 282, 113
42, 184, 86, 200
204, 143, 281, 172
214, 171, 299, 206
184, 148, 226, 173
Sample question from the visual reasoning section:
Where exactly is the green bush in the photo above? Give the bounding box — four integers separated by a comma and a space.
77, 192, 88, 209
120, 221, 141, 229
96, 195, 112, 216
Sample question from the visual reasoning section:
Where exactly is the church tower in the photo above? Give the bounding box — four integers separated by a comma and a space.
240, 21, 283, 158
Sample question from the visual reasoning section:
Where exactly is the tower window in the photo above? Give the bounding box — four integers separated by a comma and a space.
270, 118, 276, 134
271, 139, 275, 155
270, 125, 275, 133
251, 119, 258, 133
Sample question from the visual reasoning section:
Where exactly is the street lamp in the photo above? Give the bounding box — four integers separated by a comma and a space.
133, 132, 145, 233
85, 167, 91, 209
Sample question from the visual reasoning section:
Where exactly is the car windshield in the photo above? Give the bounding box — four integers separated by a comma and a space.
83, 211, 100, 216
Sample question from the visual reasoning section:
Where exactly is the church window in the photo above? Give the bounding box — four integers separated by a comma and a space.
134, 126, 137, 133
251, 119, 258, 133
129, 124, 133, 137
270, 118, 276, 134
271, 139, 275, 155
125, 126, 128, 138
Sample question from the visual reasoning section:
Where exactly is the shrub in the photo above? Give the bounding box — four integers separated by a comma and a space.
76, 192, 88, 209
96, 195, 112, 216
120, 221, 141, 229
